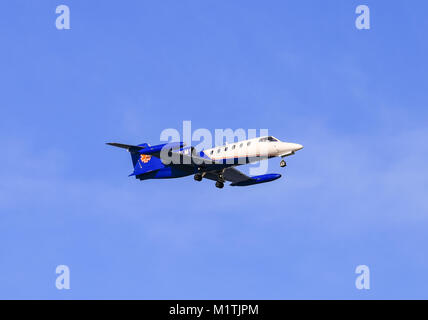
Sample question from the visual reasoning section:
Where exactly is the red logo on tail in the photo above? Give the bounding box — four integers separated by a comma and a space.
140, 154, 151, 163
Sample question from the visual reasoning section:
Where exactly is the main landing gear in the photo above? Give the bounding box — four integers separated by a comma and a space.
195, 172, 224, 188
280, 159, 287, 168
215, 173, 225, 189
215, 181, 224, 189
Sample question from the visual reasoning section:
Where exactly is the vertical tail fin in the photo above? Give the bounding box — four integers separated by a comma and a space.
107, 142, 165, 176
106, 142, 150, 168
129, 143, 150, 167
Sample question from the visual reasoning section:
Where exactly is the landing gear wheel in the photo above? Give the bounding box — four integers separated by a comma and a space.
215, 181, 224, 189
280, 160, 287, 168
194, 174, 203, 182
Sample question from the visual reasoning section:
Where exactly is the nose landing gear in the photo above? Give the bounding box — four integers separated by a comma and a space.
194, 173, 203, 181
280, 160, 287, 168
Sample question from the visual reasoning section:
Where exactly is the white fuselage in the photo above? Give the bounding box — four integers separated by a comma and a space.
203, 136, 303, 164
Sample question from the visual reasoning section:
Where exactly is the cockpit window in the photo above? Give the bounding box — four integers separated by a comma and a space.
259, 136, 278, 142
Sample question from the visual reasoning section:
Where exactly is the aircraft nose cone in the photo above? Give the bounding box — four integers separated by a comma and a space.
294, 144, 304, 151
277, 142, 303, 154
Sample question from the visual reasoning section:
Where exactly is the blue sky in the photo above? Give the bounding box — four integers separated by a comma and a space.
1, 0, 427, 299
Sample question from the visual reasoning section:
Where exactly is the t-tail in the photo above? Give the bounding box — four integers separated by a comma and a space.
106, 142, 184, 177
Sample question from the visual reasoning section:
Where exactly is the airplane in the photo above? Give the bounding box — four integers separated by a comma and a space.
107, 136, 303, 189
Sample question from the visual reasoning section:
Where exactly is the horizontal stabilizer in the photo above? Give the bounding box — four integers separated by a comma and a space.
106, 143, 146, 153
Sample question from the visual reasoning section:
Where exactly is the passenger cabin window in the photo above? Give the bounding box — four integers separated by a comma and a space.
210, 150, 213, 155
232, 145, 236, 150
240, 143, 243, 148
217, 149, 221, 153
225, 147, 228, 151
247, 142, 251, 146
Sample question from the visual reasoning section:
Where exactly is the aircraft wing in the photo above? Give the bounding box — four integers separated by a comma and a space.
204, 167, 282, 186
204, 167, 250, 184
